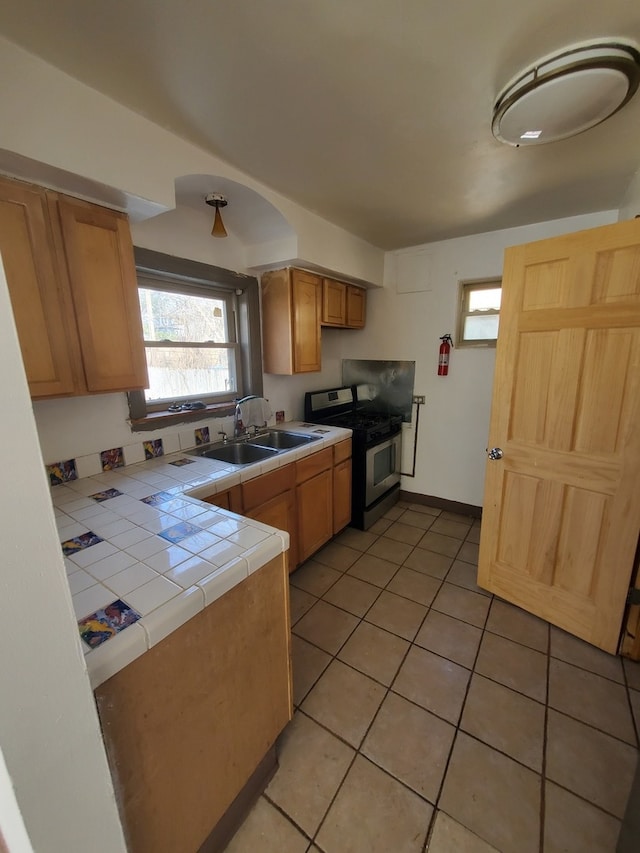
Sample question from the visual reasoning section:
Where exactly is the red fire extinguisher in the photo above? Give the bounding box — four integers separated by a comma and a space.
438, 334, 453, 376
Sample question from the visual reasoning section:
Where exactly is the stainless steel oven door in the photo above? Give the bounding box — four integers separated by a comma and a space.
365, 432, 402, 507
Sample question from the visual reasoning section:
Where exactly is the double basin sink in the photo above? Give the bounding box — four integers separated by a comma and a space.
187, 429, 320, 466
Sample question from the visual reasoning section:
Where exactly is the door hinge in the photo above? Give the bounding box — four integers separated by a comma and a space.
627, 588, 640, 606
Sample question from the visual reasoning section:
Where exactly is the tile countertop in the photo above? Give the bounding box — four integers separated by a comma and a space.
51, 422, 351, 690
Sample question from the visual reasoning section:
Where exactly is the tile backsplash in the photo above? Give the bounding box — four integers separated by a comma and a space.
46, 419, 234, 486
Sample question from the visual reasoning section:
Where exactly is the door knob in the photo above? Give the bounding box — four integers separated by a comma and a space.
487, 447, 503, 460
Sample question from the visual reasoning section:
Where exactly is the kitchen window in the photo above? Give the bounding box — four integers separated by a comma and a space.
138, 278, 240, 406
128, 248, 262, 427
457, 278, 502, 347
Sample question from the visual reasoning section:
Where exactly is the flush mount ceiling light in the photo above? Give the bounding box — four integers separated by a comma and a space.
492, 41, 640, 146
205, 192, 228, 237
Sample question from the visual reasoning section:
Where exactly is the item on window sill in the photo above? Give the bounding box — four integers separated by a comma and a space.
168, 401, 207, 412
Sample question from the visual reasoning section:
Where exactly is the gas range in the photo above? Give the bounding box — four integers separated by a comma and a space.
304, 386, 402, 446
304, 385, 403, 530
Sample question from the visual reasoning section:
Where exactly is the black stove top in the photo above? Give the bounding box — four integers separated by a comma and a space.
304, 386, 402, 444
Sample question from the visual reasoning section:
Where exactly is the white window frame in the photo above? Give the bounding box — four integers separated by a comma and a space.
456, 277, 502, 348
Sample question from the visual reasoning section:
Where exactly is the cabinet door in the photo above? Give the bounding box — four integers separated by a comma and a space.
322, 278, 346, 326
260, 268, 294, 374
248, 489, 298, 572
333, 458, 352, 534
55, 195, 149, 393
292, 269, 322, 372
297, 469, 333, 563
346, 285, 366, 328
0, 177, 81, 397
202, 485, 243, 512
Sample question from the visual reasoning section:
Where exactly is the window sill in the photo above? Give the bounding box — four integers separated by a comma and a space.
129, 401, 235, 432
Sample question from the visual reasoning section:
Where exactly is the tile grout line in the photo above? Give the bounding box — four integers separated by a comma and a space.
278, 507, 639, 852
293, 587, 638, 753
305, 508, 483, 851
299, 506, 451, 852
422, 573, 496, 852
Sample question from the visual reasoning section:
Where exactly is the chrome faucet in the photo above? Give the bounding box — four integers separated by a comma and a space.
234, 394, 261, 438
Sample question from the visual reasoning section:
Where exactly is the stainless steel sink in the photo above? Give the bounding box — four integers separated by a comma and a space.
185, 429, 319, 466
192, 442, 279, 465
248, 430, 320, 450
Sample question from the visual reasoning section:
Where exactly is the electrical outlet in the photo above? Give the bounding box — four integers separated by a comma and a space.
413, 395, 426, 405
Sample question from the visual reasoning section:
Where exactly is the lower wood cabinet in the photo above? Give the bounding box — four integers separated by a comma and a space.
333, 458, 352, 533
202, 484, 243, 512
243, 467, 298, 571
296, 448, 334, 564
332, 438, 353, 533
95, 554, 292, 853
201, 441, 351, 570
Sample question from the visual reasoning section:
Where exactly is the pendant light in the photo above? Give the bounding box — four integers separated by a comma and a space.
492, 41, 640, 146
205, 192, 228, 237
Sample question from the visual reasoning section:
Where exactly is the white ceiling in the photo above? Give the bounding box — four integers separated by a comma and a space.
1, 0, 640, 250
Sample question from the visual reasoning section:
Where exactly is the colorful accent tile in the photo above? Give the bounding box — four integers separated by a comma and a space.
158, 521, 202, 544
195, 427, 210, 445
143, 439, 164, 460
78, 599, 142, 648
276, 410, 285, 423
100, 447, 124, 471
47, 459, 78, 486
61, 531, 104, 556
169, 457, 195, 467
90, 488, 123, 502
141, 490, 176, 507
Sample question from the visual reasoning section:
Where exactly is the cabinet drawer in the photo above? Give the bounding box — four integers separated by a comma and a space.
296, 447, 333, 485
333, 438, 352, 465
242, 465, 295, 512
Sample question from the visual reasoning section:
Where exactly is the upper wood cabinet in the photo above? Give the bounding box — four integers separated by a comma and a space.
261, 267, 367, 374
261, 267, 322, 374
322, 278, 347, 325
0, 178, 80, 397
321, 277, 366, 328
0, 175, 148, 398
346, 284, 366, 328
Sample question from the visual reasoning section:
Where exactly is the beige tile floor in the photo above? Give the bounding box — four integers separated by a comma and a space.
224, 501, 640, 853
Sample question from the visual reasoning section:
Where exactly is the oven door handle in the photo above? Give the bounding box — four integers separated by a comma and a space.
391, 439, 396, 474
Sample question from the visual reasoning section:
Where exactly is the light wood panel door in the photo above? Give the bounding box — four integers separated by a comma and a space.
56, 195, 148, 393
292, 269, 321, 372
0, 177, 81, 397
478, 219, 640, 653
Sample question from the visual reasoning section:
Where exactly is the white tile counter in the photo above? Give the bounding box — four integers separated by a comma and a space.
51, 422, 351, 689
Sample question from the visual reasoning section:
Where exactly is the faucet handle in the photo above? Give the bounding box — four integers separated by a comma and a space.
217, 430, 228, 443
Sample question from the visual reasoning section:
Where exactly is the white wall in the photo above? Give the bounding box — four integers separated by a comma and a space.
619, 168, 640, 221
346, 210, 618, 507
0, 35, 384, 286
0, 265, 127, 853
